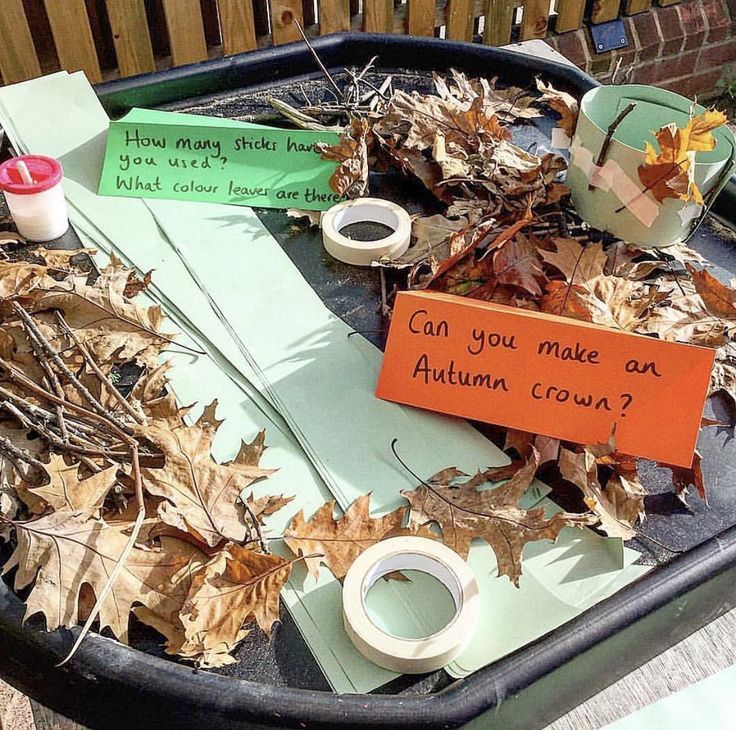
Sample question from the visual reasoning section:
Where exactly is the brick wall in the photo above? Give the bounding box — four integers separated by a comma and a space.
545, 0, 735, 100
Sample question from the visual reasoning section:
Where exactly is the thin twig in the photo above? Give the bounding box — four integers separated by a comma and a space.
0, 437, 46, 472
293, 20, 345, 104
589, 101, 637, 191
242, 498, 268, 553
56, 312, 146, 425
11, 303, 133, 436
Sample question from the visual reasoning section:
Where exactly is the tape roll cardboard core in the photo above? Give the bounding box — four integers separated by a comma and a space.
321, 197, 411, 266
342, 536, 480, 674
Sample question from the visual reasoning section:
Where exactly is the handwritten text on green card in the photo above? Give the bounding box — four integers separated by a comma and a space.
98, 108, 342, 210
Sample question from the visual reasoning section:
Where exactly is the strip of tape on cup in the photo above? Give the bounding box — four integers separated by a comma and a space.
342, 536, 480, 674
321, 197, 411, 267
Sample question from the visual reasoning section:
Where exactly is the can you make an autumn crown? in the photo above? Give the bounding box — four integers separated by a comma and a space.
565, 84, 736, 248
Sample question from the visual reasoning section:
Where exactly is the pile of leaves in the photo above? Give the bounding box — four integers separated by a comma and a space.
313, 70, 736, 529
317, 71, 571, 220
0, 248, 299, 669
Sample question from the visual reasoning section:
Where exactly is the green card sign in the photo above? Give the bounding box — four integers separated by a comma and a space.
98, 108, 343, 210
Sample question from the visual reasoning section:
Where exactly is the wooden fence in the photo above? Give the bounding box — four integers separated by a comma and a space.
0, 0, 682, 87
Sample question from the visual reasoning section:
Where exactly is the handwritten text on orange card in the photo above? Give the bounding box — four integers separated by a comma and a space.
376, 291, 715, 468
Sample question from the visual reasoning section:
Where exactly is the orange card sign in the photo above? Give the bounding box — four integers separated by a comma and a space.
376, 291, 715, 468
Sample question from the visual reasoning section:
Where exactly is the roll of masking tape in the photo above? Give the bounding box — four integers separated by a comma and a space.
342, 536, 480, 674
321, 197, 411, 266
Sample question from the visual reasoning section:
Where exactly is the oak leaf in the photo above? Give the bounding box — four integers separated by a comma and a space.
535, 79, 579, 138
558, 447, 642, 540
30, 256, 172, 370
401, 450, 596, 585
283, 494, 420, 580
136, 402, 275, 547
3, 512, 206, 643
28, 455, 119, 514
316, 117, 370, 197
175, 545, 293, 667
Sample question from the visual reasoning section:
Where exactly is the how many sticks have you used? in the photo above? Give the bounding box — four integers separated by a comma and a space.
100, 122, 343, 208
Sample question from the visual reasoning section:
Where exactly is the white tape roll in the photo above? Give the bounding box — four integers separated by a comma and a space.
342, 536, 480, 674
321, 197, 411, 266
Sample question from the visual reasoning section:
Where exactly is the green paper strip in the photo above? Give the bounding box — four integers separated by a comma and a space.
98, 108, 342, 210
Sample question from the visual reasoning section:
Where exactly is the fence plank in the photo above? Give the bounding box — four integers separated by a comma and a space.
319, 0, 350, 33
161, 0, 209, 65
217, 0, 257, 53
446, 0, 474, 41
0, 0, 41, 83
363, 0, 393, 31
484, 0, 513, 45
590, 0, 622, 23
104, 0, 156, 76
520, 0, 549, 39
555, 0, 586, 31
270, 0, 303, 43
43, 0, 102, 82
407, 0, 436, 35
656, 0, 679, 5
624, 0, 651, 12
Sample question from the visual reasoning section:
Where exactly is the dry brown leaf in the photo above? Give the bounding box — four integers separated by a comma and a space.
664, 451, 707, 505
30, 256, 173, 370
136, 401, 275, 547
4, 512, 206, 643
535, 78, 579, 137
637, 283, 728, 346
245, 493, 295, 526
284, 494, 419, 581
688, 264, 736, 321
585, 276, 659, 331
175, 545, 293, 667
0, 261, 58, 301
28, 456, 119, 514
316, 117, 369, 197
710, 348, 736, 410
558, 447, 641, 540
433, 71, 542, 122
492, 233, 545, 296
540, 280, 593, 321
540, 238, 607, 284
376, 214, 468, 273
402, 450, 596, 585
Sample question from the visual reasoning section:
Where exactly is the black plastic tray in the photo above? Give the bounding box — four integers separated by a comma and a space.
2, 33, 736, 730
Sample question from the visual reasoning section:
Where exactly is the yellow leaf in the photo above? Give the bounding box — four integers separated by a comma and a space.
680, 109, 727, 153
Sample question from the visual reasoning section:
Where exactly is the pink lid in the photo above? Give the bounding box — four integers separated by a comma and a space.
0, 155, 63, 195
